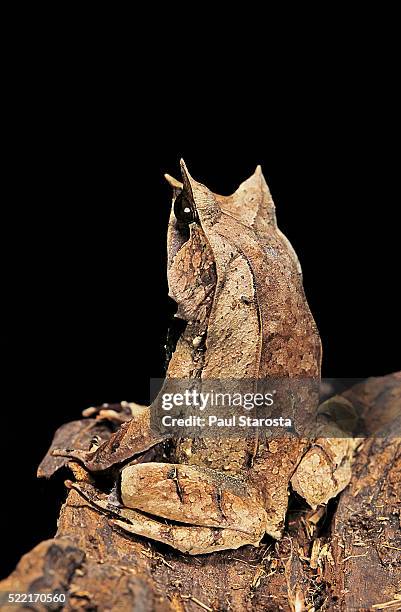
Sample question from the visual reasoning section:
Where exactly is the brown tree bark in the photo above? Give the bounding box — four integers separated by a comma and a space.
1, 374, 400, 611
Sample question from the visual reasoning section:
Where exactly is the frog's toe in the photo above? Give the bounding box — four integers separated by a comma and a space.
66, 480, 123, 515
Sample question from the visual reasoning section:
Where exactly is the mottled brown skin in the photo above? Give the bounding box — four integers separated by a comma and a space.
53, 161, 354, 552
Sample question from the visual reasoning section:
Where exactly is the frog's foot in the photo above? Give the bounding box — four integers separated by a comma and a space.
110, 515, 262, 555
52, 406, 165, 472
67, 464, 267, 554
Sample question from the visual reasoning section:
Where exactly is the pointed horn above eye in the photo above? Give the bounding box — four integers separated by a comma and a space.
251, 164, 266, 184
214, 164, 277, 228
179, 157, 189, 175
179, 158, 192, 182
164, 173, 183, 189
231, 163, 270, 198
179, 158, 196, 197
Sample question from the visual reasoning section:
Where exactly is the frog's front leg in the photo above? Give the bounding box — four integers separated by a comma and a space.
69, 463, 268, 554
52, 405, 165, 472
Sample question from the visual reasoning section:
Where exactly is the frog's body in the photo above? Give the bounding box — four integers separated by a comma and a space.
164, 164, 321, 540
54, 161, 354, 553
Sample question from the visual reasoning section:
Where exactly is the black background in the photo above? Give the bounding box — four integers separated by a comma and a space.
3, 48, 400, 578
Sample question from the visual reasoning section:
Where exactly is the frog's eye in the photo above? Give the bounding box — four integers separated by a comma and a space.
174, 192, 197, 225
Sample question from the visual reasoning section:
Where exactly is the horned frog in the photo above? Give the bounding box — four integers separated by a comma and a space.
53, 161, 354, 554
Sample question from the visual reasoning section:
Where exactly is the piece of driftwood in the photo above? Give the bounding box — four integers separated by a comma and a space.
1, 374, 400, 611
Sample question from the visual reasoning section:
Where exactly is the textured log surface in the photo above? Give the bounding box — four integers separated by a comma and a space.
1, 374, 400, 611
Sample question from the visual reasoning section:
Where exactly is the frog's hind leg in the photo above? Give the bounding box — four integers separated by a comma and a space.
118, 462, 267, 552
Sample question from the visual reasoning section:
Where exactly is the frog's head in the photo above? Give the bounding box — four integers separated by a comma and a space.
165, 159, 278, 278
164, 159, 279, 327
